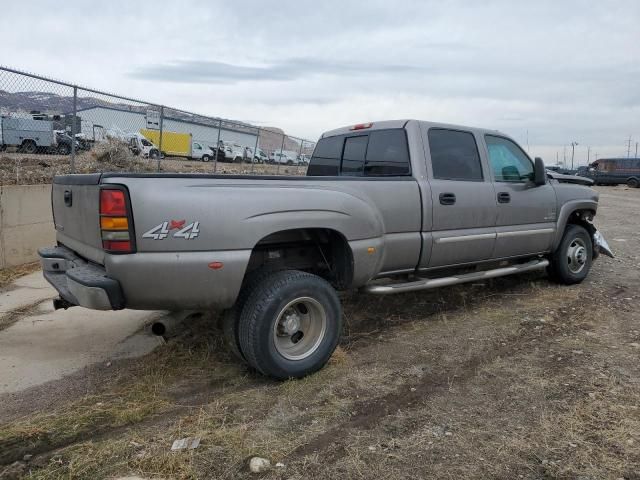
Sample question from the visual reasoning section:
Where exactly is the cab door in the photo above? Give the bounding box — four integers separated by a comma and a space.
483, 135, 557, 258
422, 127, 497, 268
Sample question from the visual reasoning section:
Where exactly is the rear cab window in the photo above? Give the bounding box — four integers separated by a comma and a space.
427, 128, 483, 181
307, 129, 411, 177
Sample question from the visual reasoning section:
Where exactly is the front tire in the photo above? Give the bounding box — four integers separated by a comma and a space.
238, 270, 342, 379
21, 140, 37, 154
201, 155, 211, 162
549, 224, 593, 284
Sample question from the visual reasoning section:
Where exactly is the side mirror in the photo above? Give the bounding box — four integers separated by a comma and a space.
534, 157, 547, 185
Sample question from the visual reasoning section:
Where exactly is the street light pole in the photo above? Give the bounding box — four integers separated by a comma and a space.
570, 141, 578, 170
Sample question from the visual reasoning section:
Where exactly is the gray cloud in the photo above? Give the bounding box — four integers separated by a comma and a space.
130, 58, 428, 84
1, 0, 638, 156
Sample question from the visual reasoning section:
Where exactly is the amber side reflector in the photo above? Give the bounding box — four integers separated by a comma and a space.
100, 216, 129, 230
367, 247, 376, 254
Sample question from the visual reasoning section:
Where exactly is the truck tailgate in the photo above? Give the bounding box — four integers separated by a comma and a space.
52, 174, 105, 264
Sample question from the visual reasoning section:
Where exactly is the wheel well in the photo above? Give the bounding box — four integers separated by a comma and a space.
566, 209, 596, 237
245, 228, 354, 290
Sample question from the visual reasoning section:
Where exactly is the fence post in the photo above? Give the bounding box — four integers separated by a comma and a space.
157, 106, 164, 172
214, 119, 222, 173
70, 86, 77, 173
276, 133, 285, 175
251, 128, 260, 175
297, 139, 304, 175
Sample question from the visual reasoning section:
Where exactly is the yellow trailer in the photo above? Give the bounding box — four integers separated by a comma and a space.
140, 129, 192, 157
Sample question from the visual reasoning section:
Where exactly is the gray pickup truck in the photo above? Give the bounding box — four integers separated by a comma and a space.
40, 120, 613, 379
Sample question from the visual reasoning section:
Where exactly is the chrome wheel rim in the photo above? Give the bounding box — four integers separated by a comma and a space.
567, 238, 587, 274
273, 297, 327, 361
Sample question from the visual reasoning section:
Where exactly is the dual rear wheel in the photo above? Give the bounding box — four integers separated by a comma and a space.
222, 270, 342, 380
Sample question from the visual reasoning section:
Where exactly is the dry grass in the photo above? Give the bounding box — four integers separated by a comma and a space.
1, 188, 638, 479
0, 261, 40, 290
1, 150, 307, 186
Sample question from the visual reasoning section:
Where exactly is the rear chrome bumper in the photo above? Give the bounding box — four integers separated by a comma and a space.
38, 246, 125, 310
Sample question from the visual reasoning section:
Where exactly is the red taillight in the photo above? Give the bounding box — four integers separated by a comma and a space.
100, 189, 126, 216
102, 240, 132, 252
100, 188, 134, 254
350, 122, 373, 130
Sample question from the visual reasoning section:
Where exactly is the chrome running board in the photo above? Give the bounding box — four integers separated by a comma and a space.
364, 258, 549, 295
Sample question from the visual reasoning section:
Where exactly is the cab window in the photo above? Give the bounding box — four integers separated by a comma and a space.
428, 128, 483, 181
485, 135, 534, 182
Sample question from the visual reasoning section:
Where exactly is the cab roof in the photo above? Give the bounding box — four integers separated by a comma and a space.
320, 119, 505, 139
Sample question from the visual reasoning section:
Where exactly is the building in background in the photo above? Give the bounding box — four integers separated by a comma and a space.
76, 105, 258, 150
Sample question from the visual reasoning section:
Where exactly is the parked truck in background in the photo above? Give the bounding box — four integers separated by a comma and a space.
128, 134, 160, 159
140, 129, 217, 161
269, 150, 299, 165
1, 116, 58, 154
581, 158, 640, 187
39, 119, 613, 380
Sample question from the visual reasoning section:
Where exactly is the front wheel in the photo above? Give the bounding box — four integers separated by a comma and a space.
548, 224, 593, 284
21, 140, 37, 154
201, 155, 211, 162
149, 149, 160, 160
238, 270, 342, 380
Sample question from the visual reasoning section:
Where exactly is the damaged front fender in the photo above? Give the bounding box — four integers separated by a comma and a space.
593, 230, 615, 258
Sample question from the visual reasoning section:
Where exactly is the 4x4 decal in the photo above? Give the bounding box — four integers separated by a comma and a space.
143, 220, 200, 240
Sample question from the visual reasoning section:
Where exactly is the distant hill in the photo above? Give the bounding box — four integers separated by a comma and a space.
0, 90, 113, 113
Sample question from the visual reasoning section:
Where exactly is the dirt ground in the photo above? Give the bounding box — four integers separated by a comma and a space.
0, 186, 638, 480
0, 151, 306, 186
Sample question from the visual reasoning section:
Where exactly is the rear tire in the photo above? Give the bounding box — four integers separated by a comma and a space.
549, 224, 593, 284
626, 178, 639, 188
238, 270, 342, 380
221, 266, 283, 362
21, 140, 37, 154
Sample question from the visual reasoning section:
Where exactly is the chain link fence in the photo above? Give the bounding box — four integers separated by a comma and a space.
0, 66, 316, 185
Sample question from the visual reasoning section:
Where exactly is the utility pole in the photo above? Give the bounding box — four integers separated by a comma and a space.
563, 145, 567, 166
587, 146, 591, 165
636, 142, 638, 159
626, 136, 632, 158
570, 141, 578, 170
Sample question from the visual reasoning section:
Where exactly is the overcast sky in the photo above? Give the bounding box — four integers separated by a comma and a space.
2, 0, 639, 164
